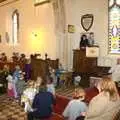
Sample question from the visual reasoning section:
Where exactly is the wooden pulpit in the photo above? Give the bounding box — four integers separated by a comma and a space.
73, 48, 98, 73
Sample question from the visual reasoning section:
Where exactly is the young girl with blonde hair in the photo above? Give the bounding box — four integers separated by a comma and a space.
63, 87, 87, 120
21, 80, 37, 112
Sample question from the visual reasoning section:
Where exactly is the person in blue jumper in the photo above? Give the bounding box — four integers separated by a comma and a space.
27, 85, 55, 120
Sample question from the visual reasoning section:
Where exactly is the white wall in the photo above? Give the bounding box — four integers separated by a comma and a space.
0, 0, 56, 59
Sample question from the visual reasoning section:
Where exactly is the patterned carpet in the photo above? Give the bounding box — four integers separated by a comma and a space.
0, 94, 27, 120
0, 87, 74, 120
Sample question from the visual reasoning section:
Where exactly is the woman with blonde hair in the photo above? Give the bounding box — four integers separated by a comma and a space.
85, 76, 120, 120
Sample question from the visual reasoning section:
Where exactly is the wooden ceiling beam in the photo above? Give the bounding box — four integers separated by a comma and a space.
0, 0, 7, 3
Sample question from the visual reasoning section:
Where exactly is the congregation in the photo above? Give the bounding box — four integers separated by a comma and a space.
0, 52, 120, 120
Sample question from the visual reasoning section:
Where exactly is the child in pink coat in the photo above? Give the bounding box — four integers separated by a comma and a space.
6, 74, 15, 98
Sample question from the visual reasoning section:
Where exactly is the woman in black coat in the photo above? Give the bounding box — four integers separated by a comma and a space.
80, 34, 89, 49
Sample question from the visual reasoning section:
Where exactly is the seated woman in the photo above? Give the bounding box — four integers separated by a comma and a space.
85, 76, 120, 120
19, 53, 27, 64
12, 52, 20, 63
0, 52, 7, 62
63, 87, 87, 120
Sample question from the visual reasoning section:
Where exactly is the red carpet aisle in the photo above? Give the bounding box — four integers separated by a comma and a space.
0, 94, 27, 120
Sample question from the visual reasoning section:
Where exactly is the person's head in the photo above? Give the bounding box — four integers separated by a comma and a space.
48, 66, 52, 71
21, 53, 25, 58
18, 71, 25, 80
27, 80, 35, 88
81, 34, 87, 41
89, 32, 94, 39
100, 76, 119, 101
1, 52, 5, 56
15, 65, 20, 70
16, 52, 19, 57
73, 87, 86, 100
13, 52, 16, 56
39, 85, 47, 92
26, 59, 31, 64
35, 76, 42, 88
6, 74, 13, 82
47, 77, 53, 84
3, 64, 9, 71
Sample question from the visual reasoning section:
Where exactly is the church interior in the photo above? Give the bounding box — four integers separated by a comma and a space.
0, 0, 120, 120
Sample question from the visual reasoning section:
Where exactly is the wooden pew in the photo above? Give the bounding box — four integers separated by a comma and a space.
31, 55, 59, 81
0, 61, 25, 72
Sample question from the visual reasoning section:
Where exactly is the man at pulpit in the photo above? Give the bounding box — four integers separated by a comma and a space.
80, 34, 89, 49
88, 32, 94, 46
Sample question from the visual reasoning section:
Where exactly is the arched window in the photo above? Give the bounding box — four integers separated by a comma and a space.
108, 0, 120, 54
12, 10, 19, 45
108, 0, 120, 53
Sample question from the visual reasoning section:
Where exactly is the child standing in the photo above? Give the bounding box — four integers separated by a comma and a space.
13, 65, 22, 98
6, 74, 15, 98
21, 80, 37, 112
16, 71, 26, 101
48, 66, 57, 87
46, 77, 55, 95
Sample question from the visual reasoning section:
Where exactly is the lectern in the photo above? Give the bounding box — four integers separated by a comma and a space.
73, 48, 98, 73
73, 47, 98, 87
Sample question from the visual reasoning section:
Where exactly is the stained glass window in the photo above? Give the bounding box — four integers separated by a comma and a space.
108, 0, 120, 54
12, 10, 19, 45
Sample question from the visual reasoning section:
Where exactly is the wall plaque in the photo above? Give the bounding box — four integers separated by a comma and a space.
81, 14, 94, 32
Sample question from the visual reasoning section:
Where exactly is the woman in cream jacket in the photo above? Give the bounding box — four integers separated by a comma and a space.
85, 77, 120, 120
